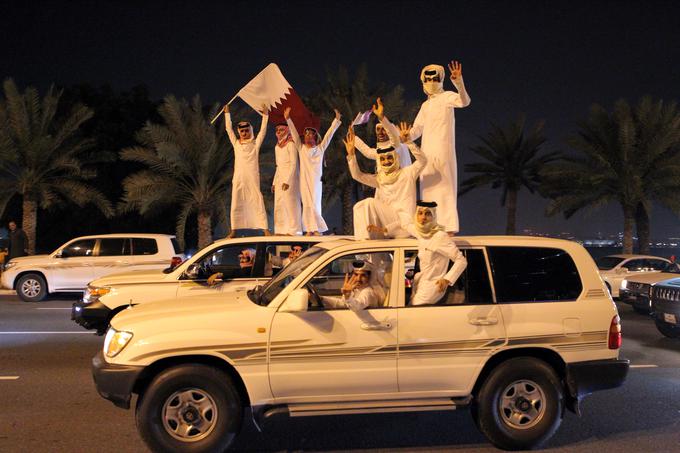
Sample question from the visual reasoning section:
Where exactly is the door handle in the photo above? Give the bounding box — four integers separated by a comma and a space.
469, 317, 498, 326
361, 322, 392, 331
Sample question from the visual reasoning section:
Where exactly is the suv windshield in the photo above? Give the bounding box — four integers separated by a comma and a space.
249, 246, 326, 306
596, 256, 625, 270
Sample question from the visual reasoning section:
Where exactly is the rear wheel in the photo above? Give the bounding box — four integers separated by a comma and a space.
474, 357, 563, 450
16, 273, 47, 302
136, 364, 243, 453
655, 319, 680, 338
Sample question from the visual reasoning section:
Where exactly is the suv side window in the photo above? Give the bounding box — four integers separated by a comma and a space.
132, 238, 158, 255
98, 238, 129, 256
62, 239, 96, 257
646, 259, 668, 271
404, 249, 493, 306
190, 243, 260, 280
488, 246, 582, 303
307, 251, 394, 310
623, 259, 646, 271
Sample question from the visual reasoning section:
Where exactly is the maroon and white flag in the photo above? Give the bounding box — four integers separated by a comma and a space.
351, 110, 372, 126
235, 63, 319, 132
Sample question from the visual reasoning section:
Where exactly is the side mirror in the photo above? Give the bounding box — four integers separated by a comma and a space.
184, 263, 201, 279
279, 289, 309, 313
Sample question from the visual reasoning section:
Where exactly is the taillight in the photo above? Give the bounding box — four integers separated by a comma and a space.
608, 314, 622, 349
170, 256, 183, 269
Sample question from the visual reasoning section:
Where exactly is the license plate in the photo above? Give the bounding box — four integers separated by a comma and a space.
664, 313, 677, 324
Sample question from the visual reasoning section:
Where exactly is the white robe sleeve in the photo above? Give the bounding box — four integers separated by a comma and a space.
354, 135, 377, 160
434, 234, 468, 285
347, 155, 378, 188
254, 113, 269, 150
449, 77, 471, 107
380, 116, 402, 149
287, 117, 301, 149
405, 142, 427, 180
409, 107, 425, 141
224, 112, 237, 147
317, 118, 341, 154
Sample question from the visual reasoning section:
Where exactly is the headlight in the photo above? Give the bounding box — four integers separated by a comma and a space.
83, 286, 111, 303
621, 279, 628, 290
103, 328, 133, 358
4, 261, 16, 270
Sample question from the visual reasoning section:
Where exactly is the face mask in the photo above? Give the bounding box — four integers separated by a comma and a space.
423, 81, 444, 96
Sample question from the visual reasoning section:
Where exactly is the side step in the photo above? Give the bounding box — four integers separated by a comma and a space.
252, 397, 471, 431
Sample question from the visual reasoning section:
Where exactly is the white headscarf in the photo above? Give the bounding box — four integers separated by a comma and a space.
414, 204, 445, 239
376, 148, 402, 185
420, 64, 445, 97
237, 122, 254, 144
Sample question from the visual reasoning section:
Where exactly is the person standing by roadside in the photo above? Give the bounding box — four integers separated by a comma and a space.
8, 220, 28, 260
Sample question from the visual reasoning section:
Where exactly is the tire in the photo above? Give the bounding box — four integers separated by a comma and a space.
655, 319, 680, 339
16, 273, 48, 302
474, 357, 563, 450
136, 364, 243, 453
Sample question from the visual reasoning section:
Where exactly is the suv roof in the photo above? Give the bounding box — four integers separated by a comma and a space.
68, 233, 177, 240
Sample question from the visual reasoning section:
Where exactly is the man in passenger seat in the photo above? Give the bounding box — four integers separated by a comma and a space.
321, 260, 385, 311
207, 248, 256, 285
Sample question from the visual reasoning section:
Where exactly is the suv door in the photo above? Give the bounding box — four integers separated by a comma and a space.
52, 239, 96, 290
268, 249, 399, 398
397, 248, 505, 394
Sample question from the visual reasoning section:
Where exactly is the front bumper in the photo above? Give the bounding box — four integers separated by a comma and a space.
565, 358, 629, 400
72, 300, 112, 334
652, 298, 680, 324
92, 351, 144, 409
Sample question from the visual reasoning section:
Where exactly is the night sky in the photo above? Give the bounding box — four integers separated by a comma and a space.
2, 0, 679, 239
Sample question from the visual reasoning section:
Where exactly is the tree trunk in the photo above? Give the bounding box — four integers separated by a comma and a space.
622, 204, 635, 254
505, 189, 518, 235
635, 202, 650, 255
22, 197, 37, 255
197, 210, 212, 250
341, 180, 355, 235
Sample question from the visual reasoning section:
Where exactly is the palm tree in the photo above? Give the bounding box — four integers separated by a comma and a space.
119, 95, 231, 249
307, 64, 415, 234
460, 116, 558, 234
0, 78, 113, 253
542, 98, 680, 254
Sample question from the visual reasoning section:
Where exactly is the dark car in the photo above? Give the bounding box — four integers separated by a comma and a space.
650, 277, 680, 338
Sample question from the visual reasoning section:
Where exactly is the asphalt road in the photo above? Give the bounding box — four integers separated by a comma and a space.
1, 294, 679, 453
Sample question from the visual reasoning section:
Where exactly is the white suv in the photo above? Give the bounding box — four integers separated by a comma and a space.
93, 236, 629, 451
2, 234, 183, 302
72, 235, 345, 334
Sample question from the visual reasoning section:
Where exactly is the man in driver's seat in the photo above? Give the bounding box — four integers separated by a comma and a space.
207, 248, 256, 285
321, 260, 385, 311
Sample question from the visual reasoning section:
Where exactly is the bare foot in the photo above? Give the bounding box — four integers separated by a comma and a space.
227, 230, 237, 238
447, 231, 456, 237
263, 229, 271, 236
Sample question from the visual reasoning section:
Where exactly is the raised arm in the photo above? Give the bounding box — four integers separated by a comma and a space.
284, 107, 301, 148
318, 109, 342, 153
380, 116, 402, 149
344, 128, 378, 188
223, 106, 237, 147
354, 134, 377, 160
409, 107, 424, 141
254, 105, 269, 149
399, 122, 427, 178
448, 60, 471, 107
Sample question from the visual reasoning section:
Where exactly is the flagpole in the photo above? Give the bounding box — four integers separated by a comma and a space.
210, 94, 239, 125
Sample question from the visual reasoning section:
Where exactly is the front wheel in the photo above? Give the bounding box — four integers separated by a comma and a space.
16, 273, 47, 302
136, 364, 243, 453
655, 319, 680, 338
474, 357, 563, 450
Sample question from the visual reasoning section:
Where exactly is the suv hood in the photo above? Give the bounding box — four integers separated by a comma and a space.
112, 292, 258, 329
90, 269, 170, 286
6, 254, 51, 265
626, 272, 680, 285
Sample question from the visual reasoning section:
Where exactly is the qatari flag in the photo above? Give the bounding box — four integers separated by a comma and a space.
351, 110, 372, 126
236, 63, 319, 132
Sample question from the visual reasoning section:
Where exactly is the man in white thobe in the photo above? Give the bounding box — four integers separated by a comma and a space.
343, 123, 426, 239
298, 109, 342, 235
409, 61, 471, 234
224, 104, 269, 236
353, 98, 412, 170
321, 260, 384, 311
407, 201, 467, 305
272, 107, 302, 235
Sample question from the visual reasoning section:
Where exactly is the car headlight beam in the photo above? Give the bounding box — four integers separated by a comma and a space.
103, 328, 133, 358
